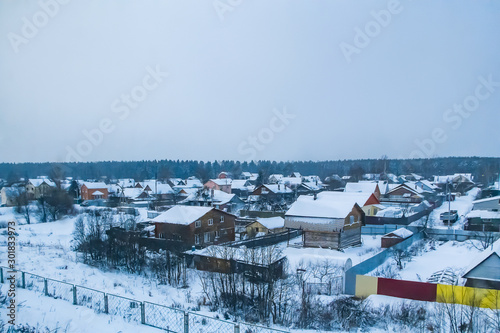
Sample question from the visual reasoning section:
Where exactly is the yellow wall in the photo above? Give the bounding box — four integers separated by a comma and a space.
355, 275, 378, 298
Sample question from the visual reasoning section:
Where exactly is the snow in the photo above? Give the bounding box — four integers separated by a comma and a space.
286, 192, 371, 219
0, 288, 160, 333
369, 239, 484, 284
344, 182, 378, 194
387, 228, 413, 239
466, 210, 500, 219
472, 195, 500, 204
462, 238, 500, 278
256, 217, 284, 230
428, 187, 480, 229
152, 205, 213, 225
82, 182, 108, 189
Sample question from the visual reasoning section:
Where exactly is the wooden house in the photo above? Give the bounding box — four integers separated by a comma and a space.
152, 206, 236, 248
381, 228, 413, 248
462, 239, 500, 290
284, 192, 365, 249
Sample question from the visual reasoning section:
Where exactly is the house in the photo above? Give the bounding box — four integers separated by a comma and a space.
243, 216, 286, 238
312, 191, 380, 216
297, 182, 323, 195
465, 210, 500, 232
279, 177, 303, 189
25, 178, 56, 199
0, 187, 22, 206
204, 179, 232, 194
185, 177, 203, 188
252, 184, 294, 202
284, 192, 365, 249
433, 174, 475, 194
152, 206, 236, 248
81, 182, 109, 201
122, 188, 150, 202
117, 178, 135, 188
382, 183, 424, 204
240, 172, 258, 182
218, 171, 230, 179
268, 174, 284, 184
344, 182, 381, 200
230, 179, 254, 198
179, 188, 244, 214
168, 178, 185, 187
462, 239, 500, 290
381, 228, 413, 248
472, 196, 500, 212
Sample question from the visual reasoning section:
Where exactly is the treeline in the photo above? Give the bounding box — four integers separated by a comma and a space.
1, 156, 499, 185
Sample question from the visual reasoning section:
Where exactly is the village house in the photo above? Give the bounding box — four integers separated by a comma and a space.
242, 216, 286, 238
25, 178, 56, 199
381, 228, 413, 248
180, 188, 244, 214
252, 184, 294, 203
80, 182, 109, 201
472, 195, 500, 211
230, 179, 254, 198
152, 205, 236, 248
204, 178, 232, 194
0, 187, 22, 206
462, 239, 500, 290
382, 183, 424, 204
285, 192, 365, 249
344, 182, 381, 200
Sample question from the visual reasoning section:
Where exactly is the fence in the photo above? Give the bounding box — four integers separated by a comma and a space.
354, 275, 500, 309
0, 266, 290, 333
222, 229, 302, 249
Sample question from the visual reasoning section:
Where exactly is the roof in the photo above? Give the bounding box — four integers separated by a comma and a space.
462, 239, 500, 280
256, 217, 285, 230
180, 189, 238, 205
231, 179, 251, 190
384, 228, 413, 239
259, 184, 293, 194
472, 195, 500, 204
189, 245, 284, 265
153, 206, 214, 225
28, 179, 56, 187
208, 178, 233, 186
344, 182, 379, 194
92, 190, 104, 196
285, 192, 364, 219
82, 182, 108, 189
466, 210, 500, 220
122, 188, 147, 199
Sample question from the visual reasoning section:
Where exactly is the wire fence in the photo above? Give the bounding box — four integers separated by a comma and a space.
0, 266, 290, 333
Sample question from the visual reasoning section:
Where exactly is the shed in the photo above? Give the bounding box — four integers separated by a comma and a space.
381, 228, 413, 248
462, 239, 500, 290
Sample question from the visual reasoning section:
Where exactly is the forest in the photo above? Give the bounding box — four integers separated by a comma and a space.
0, 156, 499, 185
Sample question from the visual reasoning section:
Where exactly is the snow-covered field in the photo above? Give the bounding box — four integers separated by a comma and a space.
427, 188, 480, 229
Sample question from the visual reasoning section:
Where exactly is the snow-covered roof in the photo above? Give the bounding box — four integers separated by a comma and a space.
185, 179, 203, 188
82, 182, 107, 189
28, 179, 56, 187
118, 178, 135, 187
190, 245, 284, 264
466, 210, 500, 220
152, 206, 213, 225
180, 189, 237, 205
122, 188, 147, 199
208, 178, 232, 186
472, 195, 500, 204
155, 183, 174, 194
256, 217, 285, 230
286, 192, 365, 219
259, 184, 293, 194
92, 190, 104, 196
344, 182, 379, 194
300, 182, 323, 191
462, 239, 500, 280
385, 228, 413, 239
231, 179, 251, 190
279, 177, 302, 186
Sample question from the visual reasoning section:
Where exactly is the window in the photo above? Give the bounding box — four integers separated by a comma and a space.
349, 216, 355, 224
208, 218, 213, 226
159, 233, 165, 239
220, 216, 224, 223
195, 234, 200, 245
215, 230, 220, 238
195, 220, 201, 228
204, 232, 211, 243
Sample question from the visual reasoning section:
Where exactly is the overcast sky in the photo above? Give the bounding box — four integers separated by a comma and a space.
0, 0, 499, 163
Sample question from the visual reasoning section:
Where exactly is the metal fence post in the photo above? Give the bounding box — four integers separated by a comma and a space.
21, 272, 25, 288
73, 285, 77, 305
1, 267, 4, 283
44, 278, 48, 296
184, 312, 189, 333
140, 302, 145, 324
104, 294, 109, 314
234, 323, 240, 333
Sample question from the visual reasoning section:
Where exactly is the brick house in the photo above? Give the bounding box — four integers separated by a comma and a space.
81, 182, 109, 201
152, 206, 236, 248
204, 179, 232, 194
